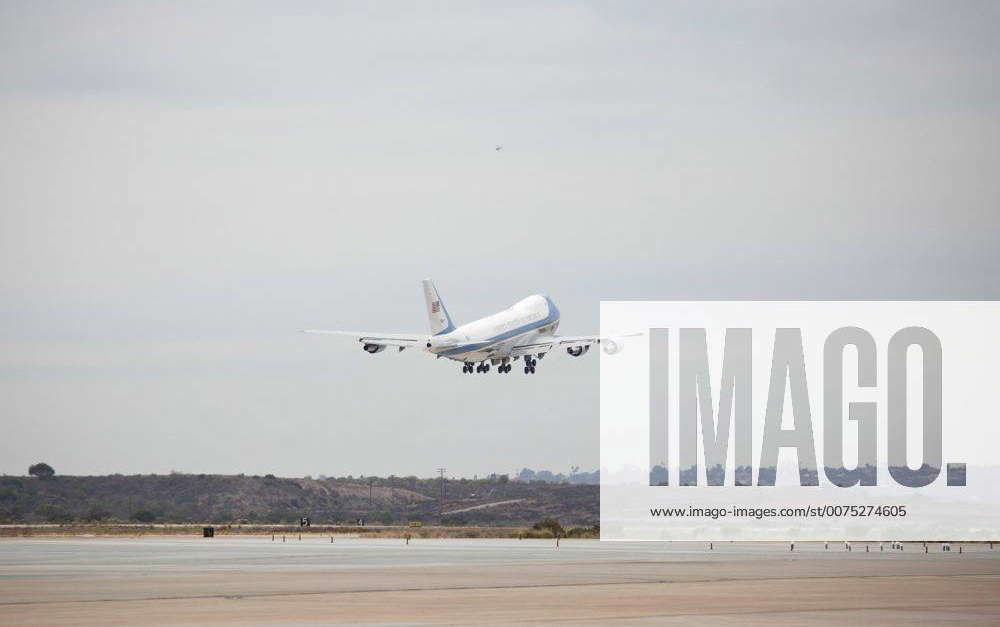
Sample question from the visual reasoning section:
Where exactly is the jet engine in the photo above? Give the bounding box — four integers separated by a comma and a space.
601, 339, 621, 355
566, 345, 590, 357
362, 343, 386, 354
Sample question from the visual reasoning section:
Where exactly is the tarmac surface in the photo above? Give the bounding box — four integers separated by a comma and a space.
1, 537, 998, 625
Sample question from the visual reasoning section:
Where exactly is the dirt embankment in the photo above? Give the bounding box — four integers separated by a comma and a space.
0, 474, 598, 527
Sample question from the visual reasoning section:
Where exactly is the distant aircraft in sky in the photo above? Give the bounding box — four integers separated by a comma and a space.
304, 280, 637, 374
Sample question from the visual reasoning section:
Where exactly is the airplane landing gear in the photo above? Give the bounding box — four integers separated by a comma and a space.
523, 356, 537, 374
464, 359, 517, 374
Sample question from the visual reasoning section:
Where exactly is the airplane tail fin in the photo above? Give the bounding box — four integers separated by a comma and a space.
422, 279, 455, 335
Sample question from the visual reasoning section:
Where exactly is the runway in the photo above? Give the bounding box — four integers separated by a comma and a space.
1, 537, 998, 625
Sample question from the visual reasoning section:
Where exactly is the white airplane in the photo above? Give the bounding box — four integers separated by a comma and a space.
304, 279, 635, 374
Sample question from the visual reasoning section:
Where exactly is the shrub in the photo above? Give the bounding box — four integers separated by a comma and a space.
531, 518, 565, 537
132, 510, 156, 523
37, 504, 72, 523
29, 463, 55, 479
84, 508, 111, 522
565, 524, 600, 538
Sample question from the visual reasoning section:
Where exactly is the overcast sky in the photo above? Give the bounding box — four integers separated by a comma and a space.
1, 1, 998, 478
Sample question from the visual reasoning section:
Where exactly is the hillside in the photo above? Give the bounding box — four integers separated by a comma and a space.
0, 474, 598, 527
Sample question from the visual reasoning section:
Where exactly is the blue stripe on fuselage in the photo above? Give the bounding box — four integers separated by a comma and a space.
434, 323, 455, 336
437, 297, 559, 358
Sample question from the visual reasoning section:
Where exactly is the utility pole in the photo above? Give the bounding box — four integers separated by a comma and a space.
437, 467, 447, 515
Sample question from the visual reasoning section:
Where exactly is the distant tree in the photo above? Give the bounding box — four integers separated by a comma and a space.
37, 504, 72, 523
532, 518, 565, 536
536, 470, 558, 482
649, 464, 669, 486
132, 510, 156, 523
84, 508, 111, 522
28, 463, 55, 479
440, 514, 468, 526
516, 468, 536, 482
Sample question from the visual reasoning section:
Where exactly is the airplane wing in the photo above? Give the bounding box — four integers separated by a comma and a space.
510, 333, 642, 358
302, 330, 424, 350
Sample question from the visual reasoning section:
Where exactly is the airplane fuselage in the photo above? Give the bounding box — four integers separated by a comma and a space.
304, 279, 621, 375
426, 295, 560, 362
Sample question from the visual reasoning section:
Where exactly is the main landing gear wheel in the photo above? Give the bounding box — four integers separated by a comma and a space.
522, 356, 537, 374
